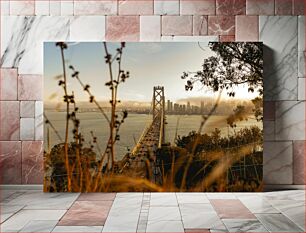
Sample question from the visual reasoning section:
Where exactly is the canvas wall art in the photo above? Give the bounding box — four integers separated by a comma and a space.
44, 42, 263, 192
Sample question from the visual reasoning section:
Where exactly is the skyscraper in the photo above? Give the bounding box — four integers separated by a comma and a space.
201, 101, 204, 114
167, 100, 171, 112
174, 103, 179, 113
187, 101, 191, 114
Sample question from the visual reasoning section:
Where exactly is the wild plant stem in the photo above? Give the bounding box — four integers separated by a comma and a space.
180, 91, 222, 190
73, 74, 110, 123
72, 91, 82, 192
103, 42, 115, 171
47, 126, 50, 154
44, 113, 63, 142
60, 46, 72, 192
91, 132, 108, 191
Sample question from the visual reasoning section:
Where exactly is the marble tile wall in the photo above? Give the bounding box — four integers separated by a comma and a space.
0, 0, 305, 185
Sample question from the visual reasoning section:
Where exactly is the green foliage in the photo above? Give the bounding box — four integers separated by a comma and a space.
182, 42, 263, 97
175, 126, 262, 154
227, 105, 248, 128
157, 126, 263, 191
46, 142, 97, 192
252, 97, 263, 121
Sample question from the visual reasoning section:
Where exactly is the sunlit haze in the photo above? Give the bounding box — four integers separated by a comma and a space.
44, 42, 258, 105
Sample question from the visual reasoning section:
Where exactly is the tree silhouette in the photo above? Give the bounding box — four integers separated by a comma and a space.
182, 42, 263, 97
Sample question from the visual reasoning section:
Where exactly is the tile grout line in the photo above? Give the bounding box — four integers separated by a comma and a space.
1, 191, 25, 203
0, 206, 25, 225
262, 197, 306, 231
0, 191, 27, 225
175, 192, 185, 231
255, 212, 304, 232
136, 192, 150, 232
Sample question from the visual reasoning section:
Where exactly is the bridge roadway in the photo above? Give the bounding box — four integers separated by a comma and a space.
125, 113, 163, 183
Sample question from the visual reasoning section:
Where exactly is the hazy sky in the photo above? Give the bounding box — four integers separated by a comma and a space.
44, 42, 257, 103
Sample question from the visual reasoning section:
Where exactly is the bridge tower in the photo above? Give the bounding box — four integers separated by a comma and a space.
152, 86, 165, 185
152, 86, 165, 120
152, 86, 165, 146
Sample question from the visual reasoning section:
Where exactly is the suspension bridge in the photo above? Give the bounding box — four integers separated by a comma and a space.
118, 85, 263, 186
119, 86, 166, 183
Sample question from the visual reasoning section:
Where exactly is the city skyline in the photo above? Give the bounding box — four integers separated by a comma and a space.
45, 96, 252, 116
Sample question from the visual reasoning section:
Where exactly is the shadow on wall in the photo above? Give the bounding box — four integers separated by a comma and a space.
263, 45, 277, 101
263, 45, 278, 186
262, 45, 304, 187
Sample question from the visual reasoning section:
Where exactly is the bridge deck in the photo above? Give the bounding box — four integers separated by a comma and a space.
132, 116, 161, 158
